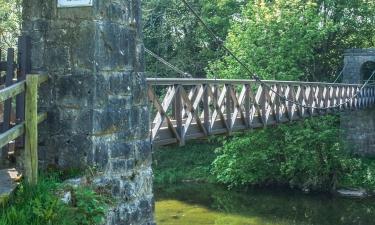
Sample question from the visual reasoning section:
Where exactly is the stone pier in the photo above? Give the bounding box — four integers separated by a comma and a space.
341, 49, 375, 156
22, 1, 154, 224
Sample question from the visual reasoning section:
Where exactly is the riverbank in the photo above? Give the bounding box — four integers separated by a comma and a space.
153, 139, 220, 185
153, 135, 375, 195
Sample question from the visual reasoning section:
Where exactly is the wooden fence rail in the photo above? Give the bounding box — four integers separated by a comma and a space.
0, 74, 48, 185
0, 36, 31, 167
147, 78, 375, 146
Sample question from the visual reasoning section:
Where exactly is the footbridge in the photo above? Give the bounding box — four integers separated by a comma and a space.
2, 1, 375, 225
148, 78, 375, 146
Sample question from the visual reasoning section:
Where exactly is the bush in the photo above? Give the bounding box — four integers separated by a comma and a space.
212, 116, 371, 191
0, 173, 110, 225
153, 139, 221, 184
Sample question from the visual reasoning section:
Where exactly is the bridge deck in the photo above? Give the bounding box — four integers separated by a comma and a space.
147, 78, 375, 146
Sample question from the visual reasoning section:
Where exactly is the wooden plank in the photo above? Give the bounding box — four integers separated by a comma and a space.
255, 85, 266, 125
250, 86, 263, 127
37, 74, 49, 85
0, 96, 45, 150
0, 123, 24, 149
207, 86, 228, 131
0, 168, 20, 205
284, 85, 293, 121
230, 85, 247, 128
203, 84, 210, 134
264, 85, 277, 124
146, 78, 363, 87
244, 84, 251, 128
153, 138, 178, 147
3, 49, 14, 132
182, 86, 198, 117
24, 75, 39, 185
15, 36, 31, 149
174, 85, 184, 146
180, 86, 208, 138
0, 81, 25, 102
38, 112, 48, 124
2, 48, 14, 162
294, 86, 303, 118
148, 86, 180, 142
16, 35, 31, 124
225, 84, 232, 132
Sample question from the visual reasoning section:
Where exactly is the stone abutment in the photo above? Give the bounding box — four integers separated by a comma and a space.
22, 1, 154, 224
341, 49, 375, 156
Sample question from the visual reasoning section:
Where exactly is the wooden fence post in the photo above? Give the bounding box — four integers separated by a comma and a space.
24, 75, 39, 185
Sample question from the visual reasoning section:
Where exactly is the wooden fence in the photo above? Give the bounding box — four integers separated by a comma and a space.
147, 78, 375, 146
0, 36, 47, 185
0, 36, 31, 164
0, 74, 48, 184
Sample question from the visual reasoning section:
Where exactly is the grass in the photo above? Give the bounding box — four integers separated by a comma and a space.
0, 171, 111, 225
153, 138, 222, 184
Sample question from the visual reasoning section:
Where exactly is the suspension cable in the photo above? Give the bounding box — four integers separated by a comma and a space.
333, 64, 346, 84
145, 47, 192, 78
181, 0, 375, 110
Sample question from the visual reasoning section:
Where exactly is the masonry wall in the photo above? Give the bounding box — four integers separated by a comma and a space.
341, 49, 375, 156
22, 1, 154, 224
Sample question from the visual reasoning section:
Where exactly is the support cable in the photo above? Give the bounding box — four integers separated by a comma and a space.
145, 47, 192, 78
333, 69, 344, 84
181, 0, 375, 110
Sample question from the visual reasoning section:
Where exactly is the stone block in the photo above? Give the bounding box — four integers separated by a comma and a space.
95, 0, 132, 25
109, 142, 134, 159
44, 134, 92, 168
94, 22, 135, 71
134, 140, 152, 165
92, 108, 132, 135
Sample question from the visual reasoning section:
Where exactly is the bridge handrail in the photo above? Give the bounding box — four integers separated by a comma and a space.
0, 74, 48, 185
147, 78, 370, 87
147, 77, 375, 146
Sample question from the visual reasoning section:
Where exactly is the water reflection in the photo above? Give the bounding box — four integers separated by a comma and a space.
155, 183, 375, 225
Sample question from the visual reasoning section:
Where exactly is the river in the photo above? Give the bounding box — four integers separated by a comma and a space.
155, 183, 375, 225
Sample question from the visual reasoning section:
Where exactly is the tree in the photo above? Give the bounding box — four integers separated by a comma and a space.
209, 0, 375, 82
142, 0, 244, 78
0, 0, 21, 52
210, 0, 375, 190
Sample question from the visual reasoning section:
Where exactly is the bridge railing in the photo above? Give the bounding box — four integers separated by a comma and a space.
147, 78, 375, 146
0, 74, 48, 184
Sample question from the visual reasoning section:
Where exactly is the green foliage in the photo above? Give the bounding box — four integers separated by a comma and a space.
0, 175, 68, 225
72, 188, 108, 225
340, 159, 375, 190
209, 0, 375, 81
143, 0, 244, 78
153, 139, 221, 184
0, 0, 21, 51
212, 116, 373, 191
200, 0, 375, 192
0, 174, 109, 225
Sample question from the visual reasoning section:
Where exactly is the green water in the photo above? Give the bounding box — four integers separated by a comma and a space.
155, 183, 375, 225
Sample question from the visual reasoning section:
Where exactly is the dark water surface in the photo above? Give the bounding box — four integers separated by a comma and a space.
155, 183, 375, 225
